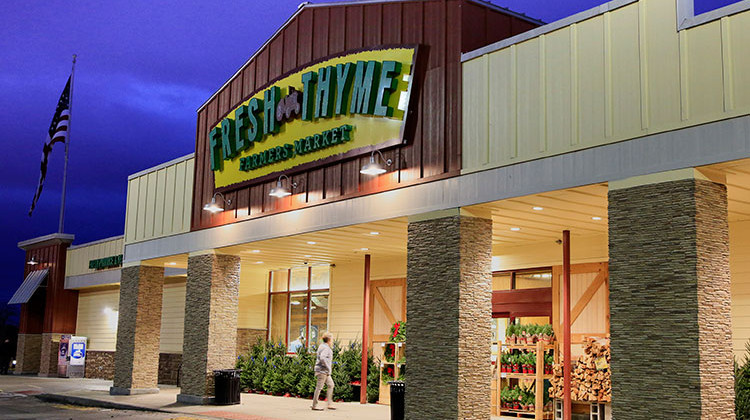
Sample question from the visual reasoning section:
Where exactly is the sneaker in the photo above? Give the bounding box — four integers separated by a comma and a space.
327, 406, 337, 410
312, 406, 324, 411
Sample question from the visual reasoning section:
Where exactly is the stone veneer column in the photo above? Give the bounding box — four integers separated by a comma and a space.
406, 210, 492, 419
608, 169, 734, 419
110, 264, 164, 395
15, 334, 42, 374
38, 333, 59, 376
177, 251, 240, 404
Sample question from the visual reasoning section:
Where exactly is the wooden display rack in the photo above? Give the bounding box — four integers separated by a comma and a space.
498, 340, 555, 420
378, 341, 405, 405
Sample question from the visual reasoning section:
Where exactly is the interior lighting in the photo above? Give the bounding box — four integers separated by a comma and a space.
304, 255, 312, 258
307, 241, 317, 245
592, 216, 602, 221
532, 206, 544, 211
510, 227, 521, 231
255, 261, 264, 264
26, 256, 39, 265
167, 262, 177, 266
251, 250, 261, 253
203, 192, 231, 213
269, 174, 297, 198
360, 150, 393, 176
370, 231, 380, 235
360, 248, 369, 251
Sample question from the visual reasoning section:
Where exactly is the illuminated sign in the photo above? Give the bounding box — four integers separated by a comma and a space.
211, 46, 417, 189
89, 254, 123, 270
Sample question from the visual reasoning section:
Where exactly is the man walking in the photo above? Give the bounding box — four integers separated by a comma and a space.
312, 332, 335, 411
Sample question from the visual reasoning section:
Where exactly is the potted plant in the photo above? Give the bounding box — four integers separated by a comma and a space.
384, 343, 396, 363
505, 324, 516, 345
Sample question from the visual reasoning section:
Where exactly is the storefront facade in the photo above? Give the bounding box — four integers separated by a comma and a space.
12, 0, 750, 418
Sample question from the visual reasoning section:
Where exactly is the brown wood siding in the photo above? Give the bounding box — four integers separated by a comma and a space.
191, 0, 538, 230
18, 242, 77, 334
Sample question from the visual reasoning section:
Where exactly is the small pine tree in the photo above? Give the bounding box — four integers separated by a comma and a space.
737, 340, 750, 420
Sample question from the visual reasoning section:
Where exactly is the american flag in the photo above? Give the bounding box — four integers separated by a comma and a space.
29, 76, 72, 216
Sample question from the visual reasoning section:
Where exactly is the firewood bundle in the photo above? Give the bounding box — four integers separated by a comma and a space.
549, 337, 611, 402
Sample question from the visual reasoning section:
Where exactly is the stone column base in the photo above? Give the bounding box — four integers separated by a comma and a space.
15, 333, 42, 374
109, 386, 160, 395
38, 333, 60, 377
176, 394, 214, 405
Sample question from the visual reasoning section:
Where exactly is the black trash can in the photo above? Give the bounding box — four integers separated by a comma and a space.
213, 369, 241, 405
388, 381, 405, 420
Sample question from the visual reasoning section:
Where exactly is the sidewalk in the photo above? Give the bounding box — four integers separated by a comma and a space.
0, 375, 389, 420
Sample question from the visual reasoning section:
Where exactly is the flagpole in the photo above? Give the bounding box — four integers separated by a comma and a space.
58, 54, 76, 234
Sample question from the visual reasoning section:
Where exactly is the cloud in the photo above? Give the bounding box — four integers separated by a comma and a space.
85, 72, 212, 119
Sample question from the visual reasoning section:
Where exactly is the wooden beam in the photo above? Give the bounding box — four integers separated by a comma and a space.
570, 271, 607, 325
562, 230, 572, 420
361, 254, 371, 404
373, 287, 398, 325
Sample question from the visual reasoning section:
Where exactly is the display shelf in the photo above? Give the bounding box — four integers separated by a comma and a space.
378, 341, 405, 406
500, 409, 554, 419
502, 343, 556, 351
497, 339, 556, 420
503, 373, 553, 380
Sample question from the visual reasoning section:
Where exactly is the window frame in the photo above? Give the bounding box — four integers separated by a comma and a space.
677, 0, 750, 30
266, 266, 330, 350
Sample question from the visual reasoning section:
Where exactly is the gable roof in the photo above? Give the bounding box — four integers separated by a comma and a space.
197, 0, 542, 112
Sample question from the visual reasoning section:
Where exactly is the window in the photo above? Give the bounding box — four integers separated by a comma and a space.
267, 265, 330, 351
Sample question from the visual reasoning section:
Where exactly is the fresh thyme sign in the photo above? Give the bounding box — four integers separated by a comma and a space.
89, 254, 123, 270
210, 46, 417, 189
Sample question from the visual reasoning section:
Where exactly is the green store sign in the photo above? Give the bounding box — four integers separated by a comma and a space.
89, 254, 123, 270
211, 46, 417, 189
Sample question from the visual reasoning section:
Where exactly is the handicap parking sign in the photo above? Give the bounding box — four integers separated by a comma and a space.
69, 337, 87, 366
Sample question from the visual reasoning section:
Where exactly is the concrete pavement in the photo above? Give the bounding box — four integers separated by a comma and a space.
0, 375, 390, 420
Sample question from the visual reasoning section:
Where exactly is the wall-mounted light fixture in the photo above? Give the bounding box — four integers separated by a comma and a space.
360, 150, 392, 176
269, 174, 297, 198
203, 192, 231, 213
26, 256, 39, 266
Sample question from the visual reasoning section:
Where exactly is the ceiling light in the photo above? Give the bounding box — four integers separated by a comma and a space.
304, 255, 312, 258
533, 206, 544, 211
592, 216, 602, 221
203, 192, 231, 213
307, 241, 317, 245
255, 261, 264, 264
26, 256, 39, 265
360, 248, 369, 251
251, 250, 260, 253
360, 150, 393, 176
510, 227, 521, 231
370, 231, 380, 235
291, 300, 301, 305
269, 174, 297, 198
167, 262, 177, 266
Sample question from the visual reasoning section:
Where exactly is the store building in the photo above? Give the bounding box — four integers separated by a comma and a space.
12, 0, 750, 418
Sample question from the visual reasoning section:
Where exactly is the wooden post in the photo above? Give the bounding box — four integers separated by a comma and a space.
562, 230, 572, 420
535, 340, 543, 420
361, 254, 371, 404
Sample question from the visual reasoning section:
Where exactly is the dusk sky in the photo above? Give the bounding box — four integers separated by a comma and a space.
0, 0, 737, 306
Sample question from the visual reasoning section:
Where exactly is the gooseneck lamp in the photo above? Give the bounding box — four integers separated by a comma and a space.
360, 150, 393, 176
269, 174, 298, 198
203, 192, 232, 213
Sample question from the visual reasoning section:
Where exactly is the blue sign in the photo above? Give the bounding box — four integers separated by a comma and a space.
71, 342, 86, 360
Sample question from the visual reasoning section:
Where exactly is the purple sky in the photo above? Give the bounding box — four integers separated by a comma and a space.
0, 0, 735, 304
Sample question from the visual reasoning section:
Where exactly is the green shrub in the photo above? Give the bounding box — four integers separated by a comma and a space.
236, 337, 381, 403
738, 340, 750, 420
